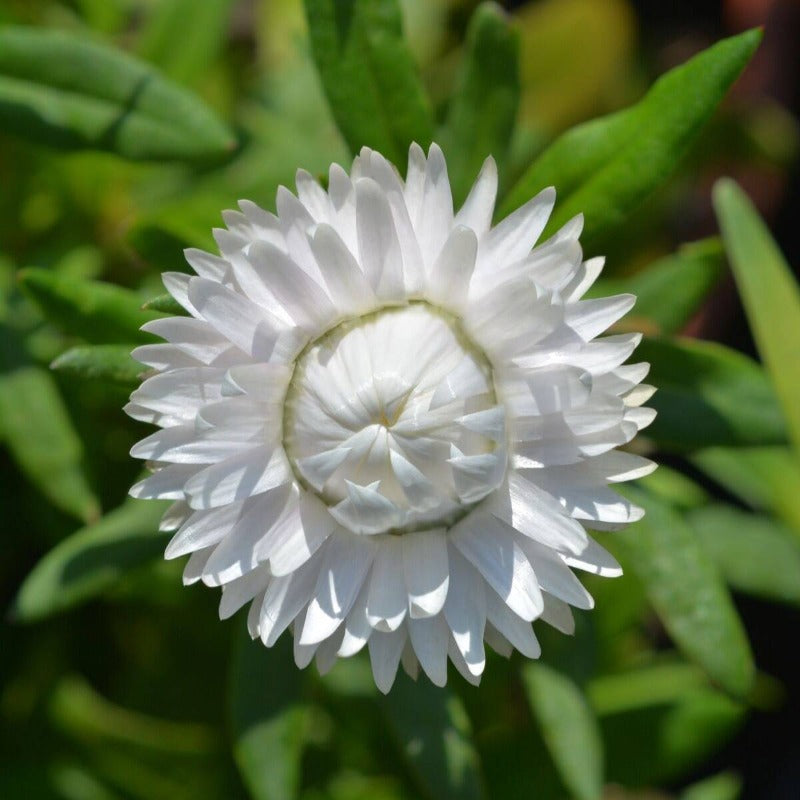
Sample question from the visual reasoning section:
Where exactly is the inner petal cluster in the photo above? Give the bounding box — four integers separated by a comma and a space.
283, 303, 505, 535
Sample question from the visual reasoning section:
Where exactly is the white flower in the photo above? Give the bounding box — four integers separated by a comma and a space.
126, 143, 656, 692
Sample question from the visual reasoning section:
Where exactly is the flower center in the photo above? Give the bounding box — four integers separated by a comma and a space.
283, 303, 507, 535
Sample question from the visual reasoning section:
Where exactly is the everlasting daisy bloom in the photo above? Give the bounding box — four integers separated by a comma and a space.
127, 144, 656, 692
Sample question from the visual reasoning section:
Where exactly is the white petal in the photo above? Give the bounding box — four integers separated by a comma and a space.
402, 529, 449, 618
517, 536, 594, 610
479, 187, 555, 269
485, 591, 541, 658
339, 582, 373, 656
425, 225, 477, 312
454, 155, 497, 236
219, 567, 271, 619
443, 546, 486, 675
408, 615, 449, 687
309, 223, 376, 315
415, 143, 453, 268
184, 446, 291, 509
566, 294, 636, 341
264, 491, 338, 576
329, 481, 402, 536
451, 512, 543, 622
184, 247, 229, 280
564, 537, 623, 578
166, 500, 248, 559
366, 536, 407, 632
130, 464, 197, 500
369, 629, 407, 694
300, 531, 375, 645
355, 177, 405, 302
260, 553, 322, 646
487, 474, 588, 555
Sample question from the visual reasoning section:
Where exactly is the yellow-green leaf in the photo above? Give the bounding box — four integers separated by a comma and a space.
713, 178, 800, 454
501, 30, 761, 249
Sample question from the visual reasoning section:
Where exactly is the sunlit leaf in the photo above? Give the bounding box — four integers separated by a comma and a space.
0, 365, 99, 523
0, 26, 236, 161
616, 488, 755, 697
681, 772, 742, 800
229, 632, 310, 800
713, 178, 800, 454
688, 505, 800, 605
692, 447, 800, 535
137, 0, 236, 86
13, 498, 169, 621
638, 336, 786, 449
51, 345, 144, 386
304, 0, 434, 166
439, 2, 519, 205
380, 671, 484, 800
19, 268, 162, 344
637, 465, 709, 511
522, 663, 603, 800
502, 30, 761, 249
590, 238, 725, 335
141, 293, 186, 315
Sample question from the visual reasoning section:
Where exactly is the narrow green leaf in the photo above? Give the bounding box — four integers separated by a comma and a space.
713, 178, 800, 454
438, 2, 520, 205
0, 26, 236, 161
51, 675, 220, 755
589, 238, 725, 335
681, 772, 742, 800
501, 30, 761, 247
52, 345, 144, 386
689, 505, 800, 605
304, 0, 434, 166
638, 336, 786, 449
522, 663, 603, 800
691, 446, 800, 535
616, 487, 755, 697
0, 365, 99, 523
380, 671, 483, 800
19, 268, 162, 344
229, 632, 310, 800
141, 293, 186, 315
13, 498, 169, 621
589, 663, 746, 787
137, 0, 235, 86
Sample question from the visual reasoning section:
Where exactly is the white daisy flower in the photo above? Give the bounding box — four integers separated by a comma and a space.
126, 143, 656, 692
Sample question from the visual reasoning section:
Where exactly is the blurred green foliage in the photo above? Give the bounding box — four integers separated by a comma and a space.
2, 1, 799, 799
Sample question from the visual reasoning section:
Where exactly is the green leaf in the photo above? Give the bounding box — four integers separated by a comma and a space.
688, 505, 800, 605
0, 365, 99, 523
19, 268, 162, 344
588, 663, 746, 787
589, 238, 725, 335
51, 345, 144, 386
137, 0, 236, 86
713, 178, 800, 454
13, 498, 169, 621
691, 446, 800, 535
380, 671, 484, 800
229, 632, 310, 800
501, 30, 761, 247
303, 0, 434, 166
616, 487, 755, 697
522, 663, 603, 800
438, 2, 519, 205
51, 675, 220, 755
141, 293, 186, 315
681, 772, 742, 800
637, 464, 709, 511
0, 26, 236, 161
638, 336, 787, 449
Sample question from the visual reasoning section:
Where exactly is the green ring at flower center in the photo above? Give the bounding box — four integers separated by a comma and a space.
281, 302, 506, 536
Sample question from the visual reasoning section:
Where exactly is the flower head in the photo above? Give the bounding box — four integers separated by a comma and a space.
127, 144, 655, 691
